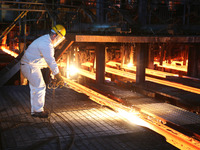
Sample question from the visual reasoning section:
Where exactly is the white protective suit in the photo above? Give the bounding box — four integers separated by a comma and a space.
21, 34, 59, 114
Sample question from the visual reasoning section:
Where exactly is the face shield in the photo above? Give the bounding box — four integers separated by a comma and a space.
51, 29, 65, 47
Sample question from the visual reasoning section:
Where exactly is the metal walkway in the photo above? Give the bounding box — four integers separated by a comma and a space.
0, 85, 177, 150
88, 83, 200, 136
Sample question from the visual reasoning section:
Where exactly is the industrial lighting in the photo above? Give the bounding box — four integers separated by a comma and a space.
94, 24, 110, 29
0, 46, 18, 58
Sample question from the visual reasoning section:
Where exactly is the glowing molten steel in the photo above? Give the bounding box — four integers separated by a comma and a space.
0, 46, 18, 58
154, 61, 187, 72
81, 62, 200, 95
117, 109, 149, 127
127, 62, 134, 68
68, 65, 79, 76
62, 76, 200, 150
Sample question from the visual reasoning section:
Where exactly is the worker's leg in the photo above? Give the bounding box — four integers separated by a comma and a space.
29, 84, 46, 113
21, 65, 46, 113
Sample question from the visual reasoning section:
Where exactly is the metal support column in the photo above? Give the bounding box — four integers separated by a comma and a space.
138, 0, 147, 26
96, 43, 105, 84
188, 45, 199, 78
136, 43, 148, 84
159, 44, 165, 66
148, 44, 154, 69
96, 0, 105, 23
130, 44, 134, 65
121, 45, 125, 68
198, 46, 200, 78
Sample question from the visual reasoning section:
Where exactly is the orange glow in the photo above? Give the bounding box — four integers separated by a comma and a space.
117, 109, 149, 127
127, 62, 134, 67
79, 68, 111, 81
154, 61, 187, 72
107, 61, 178, 78
0, 46, 18, 58
14, 45, 19, 50
68, 65, 79, 76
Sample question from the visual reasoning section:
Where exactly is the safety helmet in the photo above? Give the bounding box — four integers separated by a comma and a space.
52, 24, 66, 37
51, 24, 66, 47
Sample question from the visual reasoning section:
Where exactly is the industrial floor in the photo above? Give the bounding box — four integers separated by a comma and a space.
0, 85, 179, 150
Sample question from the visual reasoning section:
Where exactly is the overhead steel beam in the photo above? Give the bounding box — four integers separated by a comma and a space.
0, 1, 78, 8
96, 43, 105, 84
0, 1, 44, 5
75, 35, 200, 43
55, 36, 75, 61
0, 8, 46, 12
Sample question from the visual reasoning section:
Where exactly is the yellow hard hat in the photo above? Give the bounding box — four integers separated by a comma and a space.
52, 24, 66, 37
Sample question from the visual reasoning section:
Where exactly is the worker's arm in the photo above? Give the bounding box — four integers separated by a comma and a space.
39, 35, 59, 75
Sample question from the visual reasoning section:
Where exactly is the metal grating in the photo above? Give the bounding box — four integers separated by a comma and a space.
0, 86, 178, 150
136, 103, 200, 125
87, 82, 200, 137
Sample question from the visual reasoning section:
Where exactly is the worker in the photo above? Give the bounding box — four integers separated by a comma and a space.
20, 24, 66, 118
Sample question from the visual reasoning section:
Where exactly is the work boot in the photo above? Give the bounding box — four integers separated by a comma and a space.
31, 111, 49, 118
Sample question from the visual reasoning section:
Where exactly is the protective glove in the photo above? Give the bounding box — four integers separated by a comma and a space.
55, 73, 63, 82
47, 73, 65, 89
54, 73, 65, 88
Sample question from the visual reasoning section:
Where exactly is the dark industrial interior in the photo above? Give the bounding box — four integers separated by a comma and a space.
0, 0, 200, 150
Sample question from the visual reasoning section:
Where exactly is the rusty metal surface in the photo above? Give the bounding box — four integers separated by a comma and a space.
0, 86, 178, 150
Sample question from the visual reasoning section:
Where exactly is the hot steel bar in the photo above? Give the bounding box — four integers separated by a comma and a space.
81, 62, 200, 95
79, 69, 110, 81
106, 61, 178, 78
62, 76, 200, 150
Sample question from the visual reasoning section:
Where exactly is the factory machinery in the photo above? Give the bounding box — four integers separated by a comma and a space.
0, 0, 200, 149
1, 0, 200, 85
